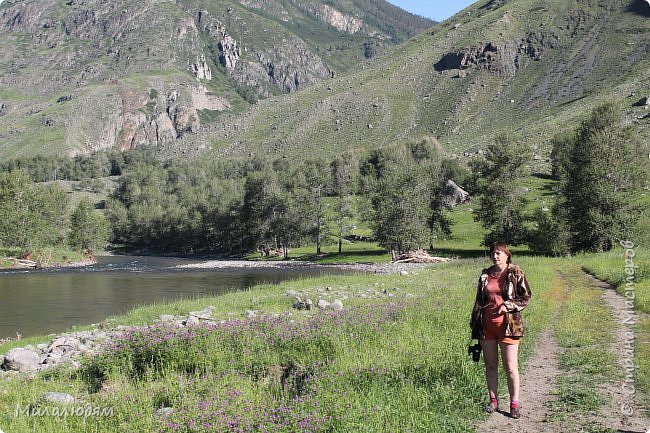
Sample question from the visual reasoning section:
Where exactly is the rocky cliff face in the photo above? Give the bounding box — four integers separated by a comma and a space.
434, 31, 560, 78
0, 0, 432, 157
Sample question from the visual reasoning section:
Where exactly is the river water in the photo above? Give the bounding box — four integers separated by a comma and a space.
0, 255, 351, 339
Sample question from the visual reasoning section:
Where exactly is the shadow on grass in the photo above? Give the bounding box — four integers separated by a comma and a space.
299, 248, 390, 263
432, 247, 550, 261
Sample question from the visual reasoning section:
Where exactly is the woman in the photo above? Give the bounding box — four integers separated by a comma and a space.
470, 241, 532, 419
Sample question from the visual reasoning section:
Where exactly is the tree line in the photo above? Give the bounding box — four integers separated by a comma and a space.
0, 102, 645, 258
0, 170, 109, 256
106, 137, 466, 257
472, 102, 647, 254
0, 148, 159, 182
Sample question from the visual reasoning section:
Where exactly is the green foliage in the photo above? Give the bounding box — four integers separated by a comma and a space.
68, 198, 110, 252
0, 147, 158, 182
365, 143, 445, 255
469, 133, 531, 246
527, 207, 570, 256
551, 103, 648, 253
0, 170, 69, 253
330, 154, 358, 253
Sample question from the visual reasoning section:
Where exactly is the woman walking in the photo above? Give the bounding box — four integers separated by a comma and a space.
470, 241, 532, 419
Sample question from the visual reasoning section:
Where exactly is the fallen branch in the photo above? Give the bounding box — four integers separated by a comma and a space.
392, 250, 451, 264
10, 258, 43, 269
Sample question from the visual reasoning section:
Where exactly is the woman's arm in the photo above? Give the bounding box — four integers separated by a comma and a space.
503, 267, 532, 312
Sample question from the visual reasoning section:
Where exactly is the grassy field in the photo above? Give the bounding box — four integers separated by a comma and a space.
0, 173, 648, 431
1, 244, 646, 432
0, 257, 555, 432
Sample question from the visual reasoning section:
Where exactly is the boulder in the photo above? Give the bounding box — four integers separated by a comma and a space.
189, 306, 214, 320
441, 180, 471, 207
329, 299, 344, 311
184, 316, 200, 327
155, 407, 175, 417
293, 296, 312, 310
3, 348, 41, 372
42, 392, 75, 405
48, 336, 81, 352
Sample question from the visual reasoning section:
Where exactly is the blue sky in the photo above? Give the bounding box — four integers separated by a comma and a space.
386, 0, 477, 21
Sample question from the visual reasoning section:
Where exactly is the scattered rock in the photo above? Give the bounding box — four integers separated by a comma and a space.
441, 180, 471, 207
42, 392, 75, 405
330, 299, 344, 311
189, 306, 215, 320
155, 407, 175, 417
184, 315, 200, 327
3, 348, 41, 372
41, 117, 56, 127
317, 299, 330, 309
293, 297, 312, 310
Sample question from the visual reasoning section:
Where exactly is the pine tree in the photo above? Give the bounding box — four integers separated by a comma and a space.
559, 103, 646, 252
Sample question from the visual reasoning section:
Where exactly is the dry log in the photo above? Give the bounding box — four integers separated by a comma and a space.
10, 258, 42, 269
392, 250, 451, 264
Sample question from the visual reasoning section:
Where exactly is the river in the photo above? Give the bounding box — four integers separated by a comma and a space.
0, 255, 353, 339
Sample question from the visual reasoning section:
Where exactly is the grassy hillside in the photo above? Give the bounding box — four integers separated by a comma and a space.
0, 0, 432, 158
171, 0, 649, 166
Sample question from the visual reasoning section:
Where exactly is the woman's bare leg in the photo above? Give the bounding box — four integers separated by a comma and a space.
481, 339, 499, 400
500, 342, 520, 403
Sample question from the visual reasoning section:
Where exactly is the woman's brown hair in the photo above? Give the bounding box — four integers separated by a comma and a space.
490, 241, 512, 264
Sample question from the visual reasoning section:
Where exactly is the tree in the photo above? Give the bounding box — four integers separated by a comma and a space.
469, 133, 531, 246
555, 102, 647, 252
0, 170, 67, 254
330, 154, 357, 254
370, 159, 432, 259
298, 159, 330, 255
68, 198, 110, 253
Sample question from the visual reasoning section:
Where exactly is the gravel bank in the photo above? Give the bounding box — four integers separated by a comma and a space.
173, 260, 434, 274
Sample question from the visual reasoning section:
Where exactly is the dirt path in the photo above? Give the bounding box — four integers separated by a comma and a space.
476, 329, 563, 433
476, 271, 650, 433
586, 272, 650, 433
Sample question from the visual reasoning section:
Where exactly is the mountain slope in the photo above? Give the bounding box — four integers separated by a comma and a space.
166, 0, 649, 165
0, 0, 432, 158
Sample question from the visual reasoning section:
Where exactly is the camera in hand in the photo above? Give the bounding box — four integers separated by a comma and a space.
468, 343, 482, 362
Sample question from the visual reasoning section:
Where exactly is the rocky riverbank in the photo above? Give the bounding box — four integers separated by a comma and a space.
0, 261, 432, 375
174, 259, 434, 275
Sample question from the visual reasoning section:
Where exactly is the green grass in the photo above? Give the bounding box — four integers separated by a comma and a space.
0, 246, 87, 269
1, 232, 648, 431
576, 246, 650, 413
549, 267, 620, 422
0, 257, 559, 432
